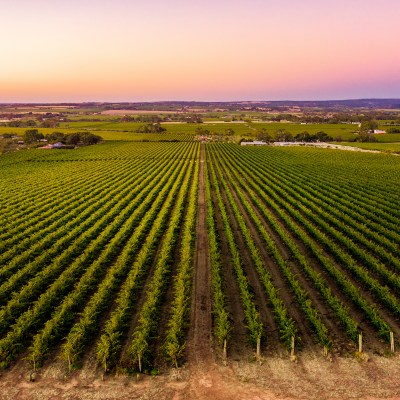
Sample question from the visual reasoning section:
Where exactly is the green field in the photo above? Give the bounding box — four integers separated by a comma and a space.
59, 121, 360, 138
3, 118, 400, 145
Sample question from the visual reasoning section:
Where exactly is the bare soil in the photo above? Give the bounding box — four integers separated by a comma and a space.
186, 144, 213, 366
2, 352, 400, 399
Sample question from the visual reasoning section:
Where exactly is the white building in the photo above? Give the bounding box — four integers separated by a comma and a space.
240, 141, 268, 146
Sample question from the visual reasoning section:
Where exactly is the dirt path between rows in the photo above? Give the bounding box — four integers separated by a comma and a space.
186, 144, 213, 366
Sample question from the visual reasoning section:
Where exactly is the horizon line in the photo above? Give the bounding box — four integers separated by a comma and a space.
1, 98, 400, 105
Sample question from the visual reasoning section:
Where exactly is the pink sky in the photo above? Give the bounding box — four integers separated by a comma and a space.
1, 0, 399, 102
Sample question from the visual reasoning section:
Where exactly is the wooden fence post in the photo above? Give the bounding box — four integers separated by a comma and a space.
390, 332, 395, 353
223, 339, 227, 364
358, 334, 363, 353
291, 336, 295, 358
138, 354, 142, 373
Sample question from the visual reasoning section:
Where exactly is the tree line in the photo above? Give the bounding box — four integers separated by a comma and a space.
23, 130, 102, 145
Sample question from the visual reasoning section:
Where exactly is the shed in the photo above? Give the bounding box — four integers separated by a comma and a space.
240, 141, 267, 146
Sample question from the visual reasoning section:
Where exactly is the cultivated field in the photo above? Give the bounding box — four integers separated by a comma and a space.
0, 141, 201, 374
205, 144, 400, 358
1, 139, 400, 399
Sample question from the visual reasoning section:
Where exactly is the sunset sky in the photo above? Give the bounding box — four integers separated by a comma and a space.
1, 0, 400, 102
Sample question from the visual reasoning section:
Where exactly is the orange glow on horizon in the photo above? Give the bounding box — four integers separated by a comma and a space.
1, 0, 399, 102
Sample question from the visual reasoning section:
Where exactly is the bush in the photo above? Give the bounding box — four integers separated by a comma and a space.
356, 133, 377, 142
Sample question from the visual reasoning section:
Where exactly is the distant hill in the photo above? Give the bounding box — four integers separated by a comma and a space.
1, 99, 400, 111
257, 99, 400, 109
96, 99, 400, 110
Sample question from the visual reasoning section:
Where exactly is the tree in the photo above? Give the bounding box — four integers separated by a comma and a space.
120, 115, 134, 122
40, 119, 59, 128
195, 127, 210, 136
45, 131, 66, 143
79, 132, 102, 145
294, 131, 311, 142
313, 131, 333, 142
275, 129, 293, 142
64, 133, 81, 145
8, 121, 22, 127
135, 123, 166, 133
23, 129, 44, 144
360, 120, 378, 133
257, 128, 272, 143
185, 114, 203, 123
45, 131, 102, 146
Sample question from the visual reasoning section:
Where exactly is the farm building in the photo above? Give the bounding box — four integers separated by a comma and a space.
39, 142, 74, 149
272, 141, 297, 146
240, 141, 268, 146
